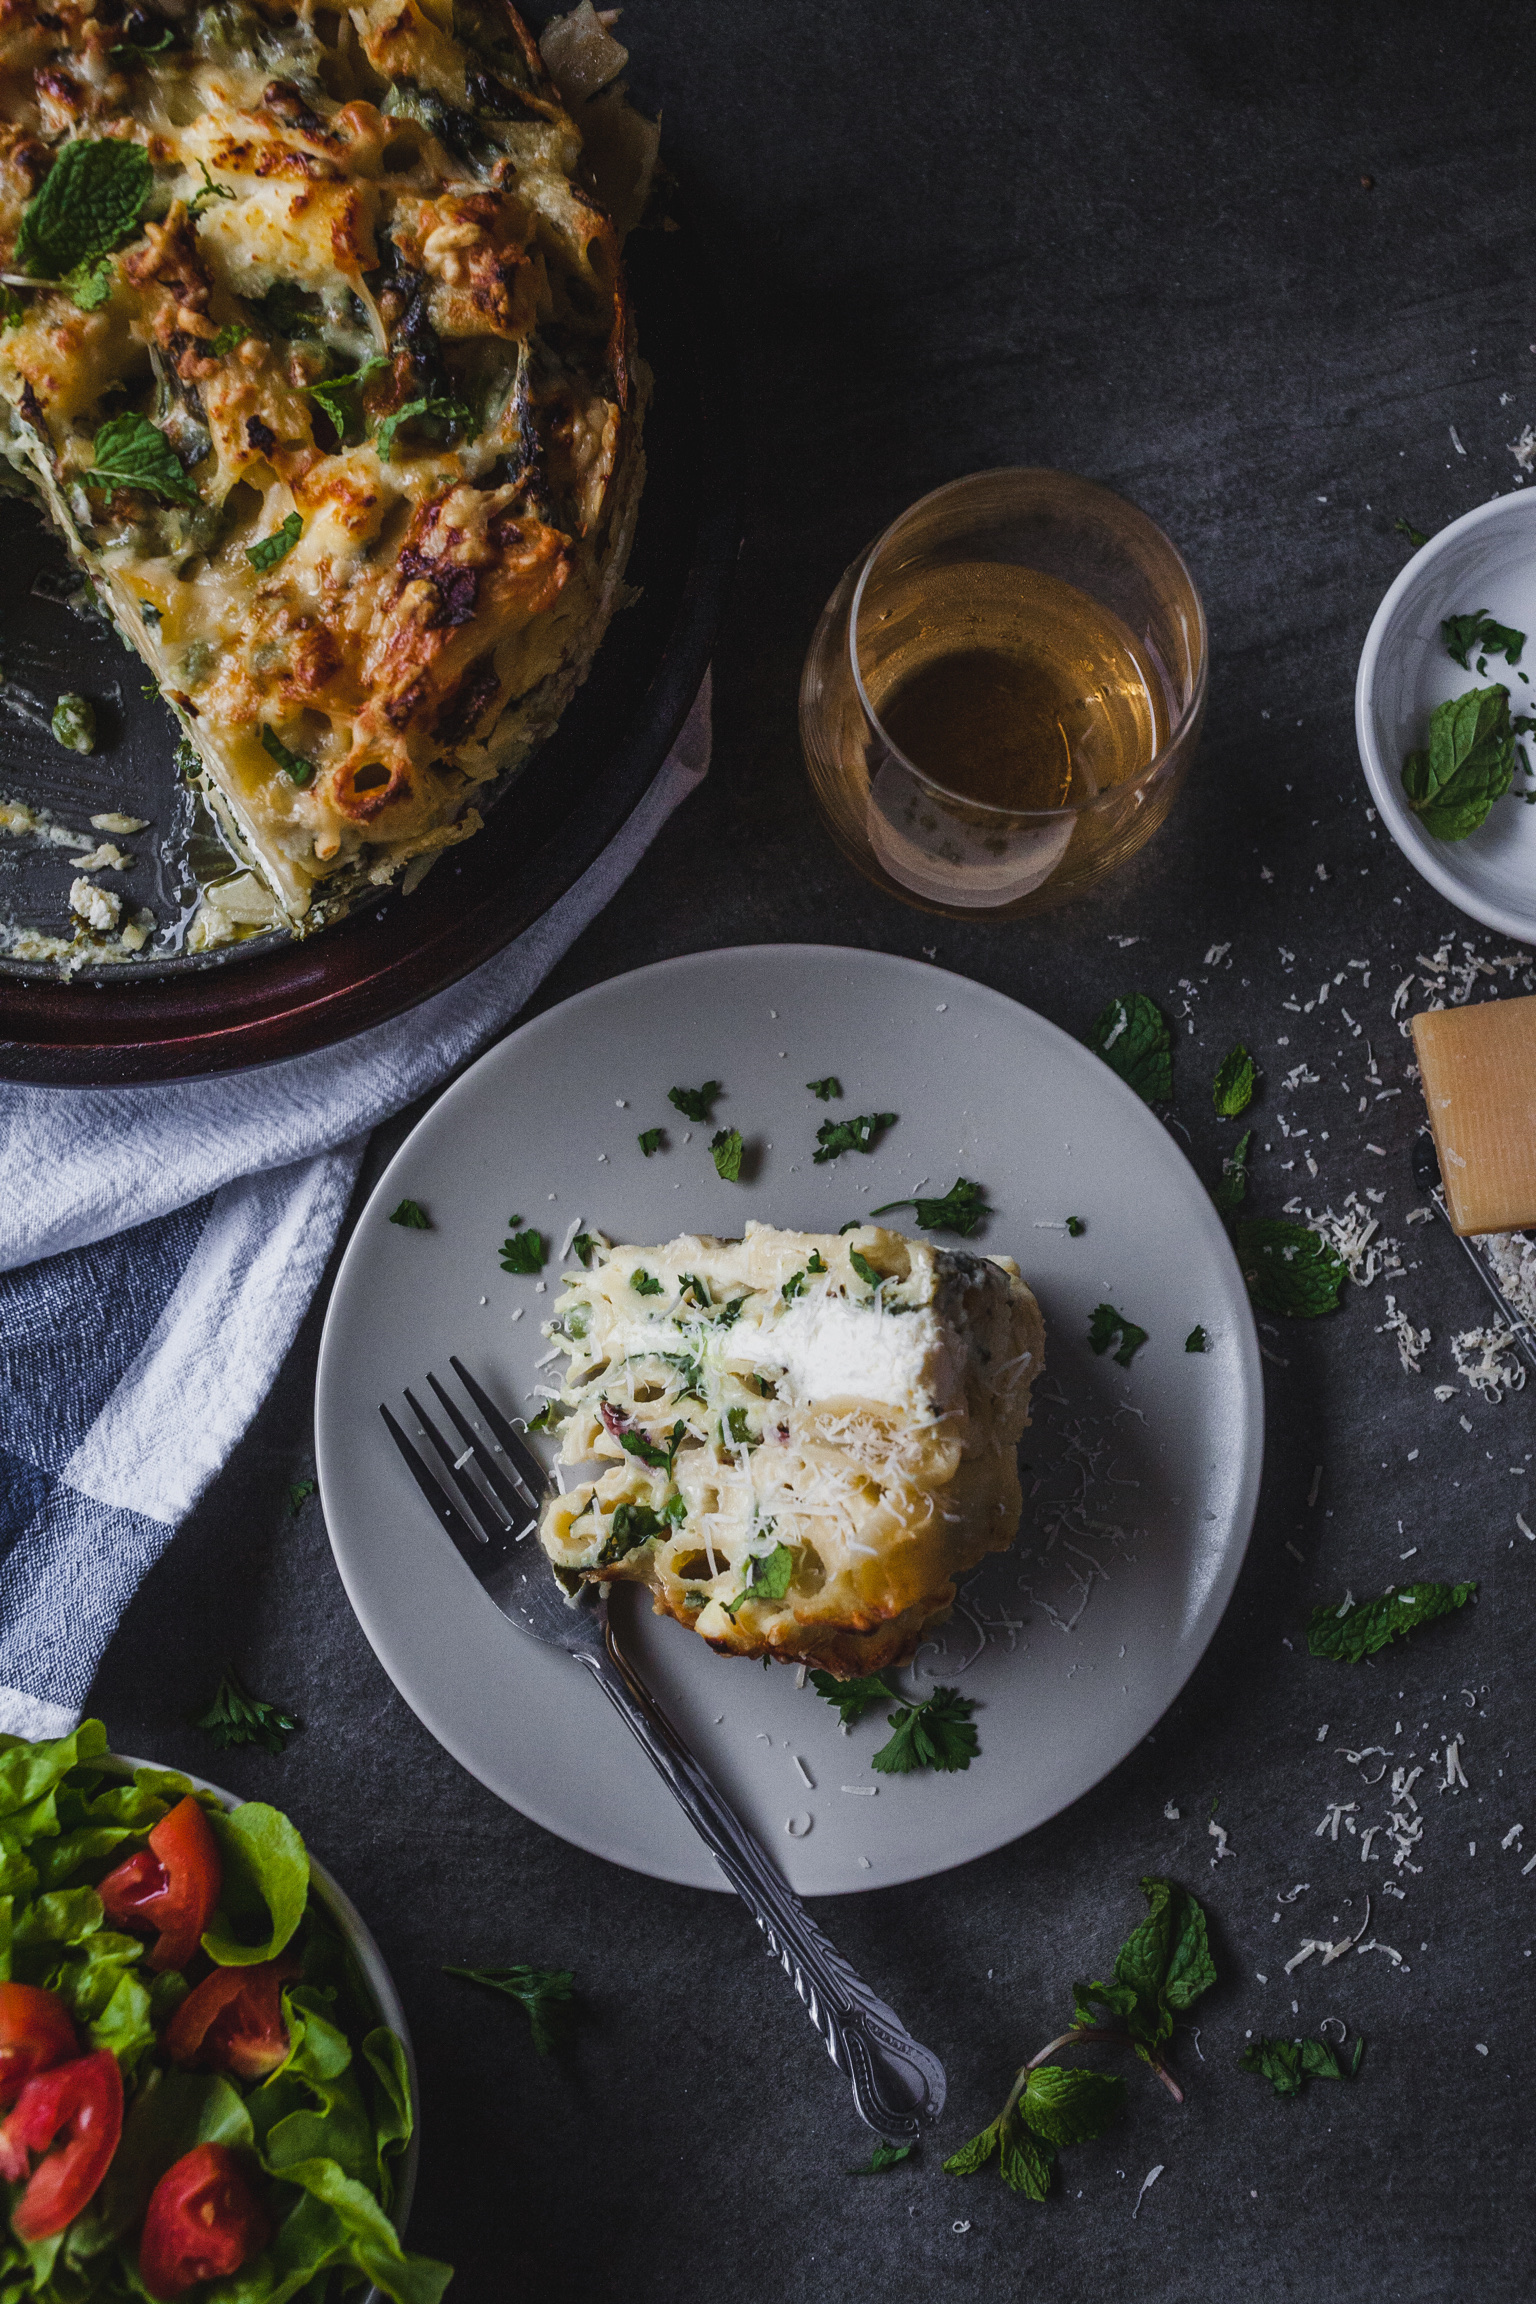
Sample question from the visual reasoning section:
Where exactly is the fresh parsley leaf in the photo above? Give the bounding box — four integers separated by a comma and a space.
868, 1176, 990, 1237
1066, 1215, 1085, 1236
871, 1686, 979, 1775
259, 722, 315, 787
1072, 1876, 1216, 2066
637, 1127, 664, 1156
1212, 1127, 1253, 1217
807, 1076, 842, 1100
1401, 684, 1518, 841
306, 354, 389, 440
499, 1226, 545, 1274
1306, 1580, 1475, 1662
191, 1665, 301, 1757
246, 511, 302, 572
1442, 610, 1525, 671
87, 412, 201, 505
15, 138, 153, 284
598, 1502, 663, 1565
388, 1198, 430, 1229
618, 1418, 686, 1474
850, 2141, 912, 2174
1088, 1302, 1148, 1368
570, 1232, 602, 1267
669, 1081, 722, 1123
443, 1963, 574, 2055
1090, 993, 1171, 1102
710, 1127, 744, 1182
1239, 2033, 1364, 2096
288, 1477, 317, 1515
1233, 1217, 1347, 1318
725, 1405, 753, 1445
375, 393, 475, 461
1185, 1324, 1209, 1353
208, 321, 247, 356
661, 1490, 688, 1525
630, 1267, 664, 1296
813, 1110, 897, 1164
1213, 1043, 1256, 1117
849, 1248, 883, 1291
782, 1267, 809, 1301
724, 1540, 794, 1616
808, 1669, 897, 1726
1394, 516, 1428, 548
185, 161, 234, 217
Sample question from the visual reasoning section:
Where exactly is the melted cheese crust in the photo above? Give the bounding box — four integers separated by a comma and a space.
536, 1221, 1045, 1679
0, 0, 644, 935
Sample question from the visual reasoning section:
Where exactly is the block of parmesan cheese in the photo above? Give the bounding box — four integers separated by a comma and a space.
1412, 994, 1536, 1235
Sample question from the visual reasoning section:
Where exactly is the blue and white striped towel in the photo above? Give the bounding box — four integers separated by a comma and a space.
0, 677, 710, 1740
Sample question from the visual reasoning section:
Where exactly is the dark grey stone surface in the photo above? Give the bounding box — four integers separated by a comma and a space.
90, 4, 1535, 2295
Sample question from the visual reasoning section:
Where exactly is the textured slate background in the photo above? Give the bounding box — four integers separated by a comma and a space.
91, 3, 1536, 2295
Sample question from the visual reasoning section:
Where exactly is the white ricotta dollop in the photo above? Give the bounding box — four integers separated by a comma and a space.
759, 1292, 963, 1417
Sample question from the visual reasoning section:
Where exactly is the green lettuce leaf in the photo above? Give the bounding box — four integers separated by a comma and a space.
203, 1801, 310, 1965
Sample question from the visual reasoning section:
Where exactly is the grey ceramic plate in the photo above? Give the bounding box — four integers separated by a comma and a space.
315, 946, 1263, 1895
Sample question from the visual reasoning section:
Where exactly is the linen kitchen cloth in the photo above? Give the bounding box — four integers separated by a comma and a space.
0, 676, 711, 1738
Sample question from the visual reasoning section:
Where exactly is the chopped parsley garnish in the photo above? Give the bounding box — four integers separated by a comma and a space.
710, 1127, 744, 1182
1088, 1302, 1148, 1367
288, 1477, 317, 1515
1090, 993, 1171, 1103
848, 1248, 883, 1291
872, 1686, 978, 1775
808, 1669, 897, 1726
14, 138, 153, 299
306, 354, 390, 441
208, 321, 247, 357
87, 412, 201, 506
260, 723, 316, 787
1306, 1580, 1475, 1662
1401, 685, 1519, 841
726, 1406, 753, 1445
661, 1491, 687, 1526
813, 1110, 896, 1164
807, 1076, 842, 1100
499, 1222, 545, 1274
191, 1665, 301, 1757
50, 693, 95, 755
1185, 1325, 1209, 1353
375, 393, 476, 461
869, 1176, 989, 1236
781, 1250, 826, 1301
442, 1964, 574, 2056
669, 1081, 722, 1123
618, 1418, 686, 1474
630, 1268, 663, 1296
678, 1272, 713, 1310
246, 511, 302, 572
1239, 2033, 1364, 2096
524, 1403, 564, 1435
388, 1198, 430, 1229
570, 1232, 602, 1267
808, 1249, 827, 1271
724, 1540, 793, 1616
1065, 1215, 1085, 1237
1442, 609, 1525, 671
598, 1502, 664, 1565
1213, 1043, 1256, 1117
850, 2142, 913, 2175
1212, 1128, 1253, 1217
185, 162, 233, 218
1394, 515, 1428, 548
1233, 1217, 1347, 1318
637, 1127, 665, 1156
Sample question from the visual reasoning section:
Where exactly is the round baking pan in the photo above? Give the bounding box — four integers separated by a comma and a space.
0, 225, 739, 1085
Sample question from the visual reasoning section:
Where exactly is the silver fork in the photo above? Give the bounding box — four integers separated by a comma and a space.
380, 1355, 947, 2145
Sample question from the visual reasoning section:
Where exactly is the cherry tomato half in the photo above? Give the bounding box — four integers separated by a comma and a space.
97, 1797, 222, 1972
0, 2049, 123, 2241
139, 2144, 268, 2300
0, 1985, 76, 2109
161, 1956, 297, 2081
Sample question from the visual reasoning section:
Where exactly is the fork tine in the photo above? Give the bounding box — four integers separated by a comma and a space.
379, 1404, 488, 1566
448, 1356, 549, 1502
403, 1387, 510, 1544
425, 1373, 531, 1521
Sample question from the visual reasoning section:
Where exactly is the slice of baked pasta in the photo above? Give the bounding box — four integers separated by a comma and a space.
0, 0, 649, 946
536, 1221, 1045, 1678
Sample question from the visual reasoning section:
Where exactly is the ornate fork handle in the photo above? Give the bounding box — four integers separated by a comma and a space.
578, 1624, 946, 2144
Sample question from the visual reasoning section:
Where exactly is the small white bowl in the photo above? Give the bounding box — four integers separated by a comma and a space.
1356, 490, 1536, 941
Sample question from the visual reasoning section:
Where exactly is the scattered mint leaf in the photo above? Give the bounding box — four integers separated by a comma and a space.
260, 723, 315, 786
849, 1248, 883, 1291
871, 1685, 979, 1775
630, 1268, 663, 1296
1090, 994, 1171, 1102
618, 1418, 686, 1474
306, 354, 389, 440
1073, 1876, 1216, 2066
1306, 1580, 1475, 1662
191, 1665, 301, 1757
246, 511, 302, 572
1020, 2065, 1127, 2148
443, 1963, 574, 2055
1239, 2033, 1364, 2096
1401, 684, 1518, 841
1442, 610, 1524, 670
807, 1076, 842, 1100
1213, 1043, 1256, 1117
1185, 1325, 1209, 1353
781, 1251, 829, 1300
388, 1198, 430, 1229
15, 138, 153, 283
375, 393, 475, 461
669, 1080, 722, 1123
1233, 1217, 1347, 1318
868, 1176, 990, 1237
1394, 516, 1428, 548
850, 2141, 912, 2174
499, 1226, 545, 1274
50, 692, 95, 754
637, 1127, 664, 1156
87, 411, 201, 505
710, 1127, 744, 1182
288, 1478, 316, 1515
1088, 1302, 1148, 1368
725, 1405, 753, 1444
1212, 1128, 1253, 1217
1066, 1215, 1086, 1237
814, 1110, 897, 1164
808, 1669, 897, 1726
724, 1540, 794, 1617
